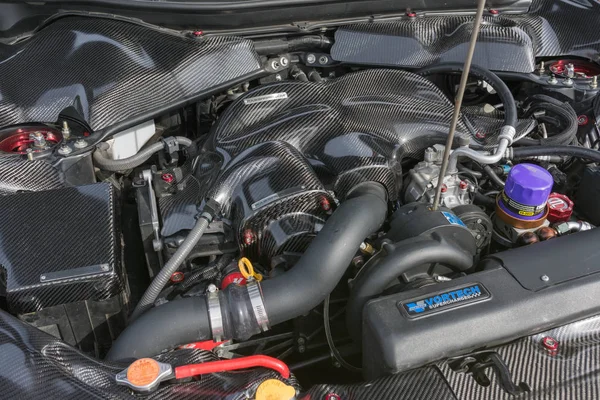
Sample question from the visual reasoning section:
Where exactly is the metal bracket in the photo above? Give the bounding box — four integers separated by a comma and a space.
448, 352, 530, 396
141, 169, 162, 252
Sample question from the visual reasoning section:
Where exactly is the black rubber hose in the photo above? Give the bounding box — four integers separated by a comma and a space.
511, 146, 600, 163
416, 62, 517, 130
106, 296, 211, 362
483, 165, 505, 187
107, 182, 388, 361
346, 236, 474, 343
130, 212, 214, 321
261, 182, 387, 326
516, 95, 578, 147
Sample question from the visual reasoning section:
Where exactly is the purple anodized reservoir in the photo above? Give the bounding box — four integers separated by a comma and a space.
498, 164, 553, 221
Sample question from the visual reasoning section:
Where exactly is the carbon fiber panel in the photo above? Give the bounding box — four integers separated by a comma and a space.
302, 367, 457, 400
0, 157, 64, 195
439, 314, 600, 399
6, 307, 600, 399
209, 68, 474, 201
0, 16, 262, 132
0, 183, 124, 314
161, 69, 519, 260
331, 0, 600, 72
0, 310, 300, 399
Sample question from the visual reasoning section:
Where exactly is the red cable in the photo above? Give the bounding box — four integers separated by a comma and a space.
174, 355, 290, 380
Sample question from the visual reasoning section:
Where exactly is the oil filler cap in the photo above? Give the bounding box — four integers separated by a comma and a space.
116, 358, 173, 392
547, 193, 574, 223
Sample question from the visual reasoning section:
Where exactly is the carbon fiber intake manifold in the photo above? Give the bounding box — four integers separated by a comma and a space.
160, 69, 515, 264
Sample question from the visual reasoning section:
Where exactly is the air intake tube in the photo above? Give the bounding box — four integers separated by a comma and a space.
106, 182, 387, 361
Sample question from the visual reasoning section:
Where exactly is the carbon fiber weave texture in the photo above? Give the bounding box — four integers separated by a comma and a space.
331, 0, 600, 73
0, 16, 262, 132
0, 183, 124, 314
0, 309, 300, 399
439, 314, 600, 399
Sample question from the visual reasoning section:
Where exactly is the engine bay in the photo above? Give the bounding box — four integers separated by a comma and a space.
2, 1, 600, 397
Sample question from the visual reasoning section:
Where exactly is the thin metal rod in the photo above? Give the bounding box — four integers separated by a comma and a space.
431, 0, 487, 211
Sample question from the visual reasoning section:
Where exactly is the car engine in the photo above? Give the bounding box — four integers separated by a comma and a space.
2, 1, 600, 397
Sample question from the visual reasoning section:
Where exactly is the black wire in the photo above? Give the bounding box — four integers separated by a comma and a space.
323, 294, 362, 372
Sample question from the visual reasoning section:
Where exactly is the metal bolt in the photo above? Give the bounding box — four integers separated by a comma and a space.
26, 148, 34, 161
279, 57, 289, 67
40, 275, 46, 280
307, 54, 316, 64
297, 345, 306, 353
477, 219, 482, 224
58, 144, 72, 156
319, 55, 329, 64
541, 275, 550, 282
541, 336, 559, 354
566, 63, 575, 78
61, 121, 71, 140
207, 284, 218, 293
270, 60, 281, 70
548, 75, 558, 85
564, 77, 574, 86
538, 61, 545, 75
30, 131, 46, 148
591, 76, 598, 89
275, 74, 282, 81
297, 337, 306, 345
74, 138, 88, 149
101, 265, 110, 271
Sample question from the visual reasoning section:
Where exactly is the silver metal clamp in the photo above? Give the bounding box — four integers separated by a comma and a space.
206, 284, 224, 342
246, 280, 270, 333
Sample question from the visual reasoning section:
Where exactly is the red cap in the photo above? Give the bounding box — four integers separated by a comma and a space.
547, 193, 574, 223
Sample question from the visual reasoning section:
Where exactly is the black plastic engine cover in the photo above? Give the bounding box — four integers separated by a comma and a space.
0, 183, 125, 314
362, 228, 600, 379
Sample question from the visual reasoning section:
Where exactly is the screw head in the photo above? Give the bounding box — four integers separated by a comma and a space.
58, 145, 72, 155
270, 60, 281, 70
207, 284, 218, 293
170, 271, 185, 283
161, 173, 175, 183
541, 336, 559, 354
318, 55, 329, 64
307, 54, 316, 64
279, 57, 289, 67
74, 138, 88, 149
541, 275, 550, 282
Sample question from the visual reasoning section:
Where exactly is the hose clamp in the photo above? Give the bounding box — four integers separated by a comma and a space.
206, 284, 224, 342
498, 125, 516, 146
246, 280, 270, 332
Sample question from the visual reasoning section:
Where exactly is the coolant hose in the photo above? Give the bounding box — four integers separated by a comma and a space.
346, 236, 474, 343
416, 63, 517, 173
509, 145, 600, 163
130, 211, 213, 321
516, 95, 578, 147
107, 182, 387, 361
416, 63, 518, 130
93, 136, 192, 171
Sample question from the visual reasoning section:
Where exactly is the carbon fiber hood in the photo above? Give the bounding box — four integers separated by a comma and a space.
0, 16, 262, 132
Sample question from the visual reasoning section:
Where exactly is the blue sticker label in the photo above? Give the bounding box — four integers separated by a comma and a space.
400, 283, 490, 318
442, 211, 467, 227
